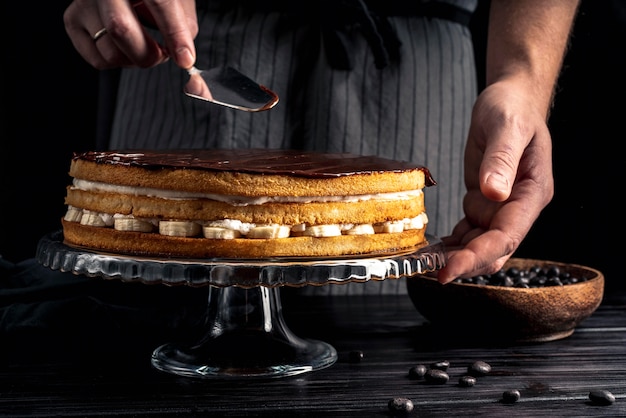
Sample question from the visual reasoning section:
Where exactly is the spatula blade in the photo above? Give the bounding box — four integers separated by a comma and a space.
184, 67, 279, 112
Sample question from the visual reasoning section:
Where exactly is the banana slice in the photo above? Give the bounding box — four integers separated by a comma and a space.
159, 220, 201, 237
247, 225, 291, 239
403, 214, 425, 230
344, 224, 375, 235
373, 221, 405, 233
203, 226, 241, 239
80, 212, 106, 227
300, 225, 342, 237
114, 218, 155, 233
64, 207, 83, 222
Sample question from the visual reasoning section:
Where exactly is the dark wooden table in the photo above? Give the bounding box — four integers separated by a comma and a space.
1, 287, 625, 417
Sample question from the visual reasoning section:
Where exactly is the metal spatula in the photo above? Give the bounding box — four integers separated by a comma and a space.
184, 66, 279, 112
132, 0, 279, 112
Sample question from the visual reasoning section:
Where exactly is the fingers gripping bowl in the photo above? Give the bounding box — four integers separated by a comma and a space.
406, 258, 604, 343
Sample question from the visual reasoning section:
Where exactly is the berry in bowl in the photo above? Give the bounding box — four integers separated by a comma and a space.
406, 258, 604, 343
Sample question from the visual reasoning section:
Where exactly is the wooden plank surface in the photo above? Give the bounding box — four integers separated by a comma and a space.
1, 291, 625, 417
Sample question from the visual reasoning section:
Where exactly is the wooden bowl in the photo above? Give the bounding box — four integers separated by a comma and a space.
406, 258, 604, 343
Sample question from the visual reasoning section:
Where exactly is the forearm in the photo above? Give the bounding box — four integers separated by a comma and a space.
486, 0, 580, 117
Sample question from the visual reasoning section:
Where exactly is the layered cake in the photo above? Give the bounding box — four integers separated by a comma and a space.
61, 149, 435, 258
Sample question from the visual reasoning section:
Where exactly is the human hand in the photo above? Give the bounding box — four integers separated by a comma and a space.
437, 80, 555, 284
63, 0, 197, 70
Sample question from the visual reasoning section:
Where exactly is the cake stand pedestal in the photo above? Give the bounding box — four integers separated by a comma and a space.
37, 231, 445, 379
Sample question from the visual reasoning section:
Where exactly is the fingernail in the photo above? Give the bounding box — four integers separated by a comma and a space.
485, 173, 509, 194
154, 44, 169, 64
176, 47, 195, 69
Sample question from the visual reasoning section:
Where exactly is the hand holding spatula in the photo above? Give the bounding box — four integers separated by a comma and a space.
131, 0, 278, 112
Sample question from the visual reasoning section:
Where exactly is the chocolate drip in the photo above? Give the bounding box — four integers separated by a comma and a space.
73, 149, 436, 185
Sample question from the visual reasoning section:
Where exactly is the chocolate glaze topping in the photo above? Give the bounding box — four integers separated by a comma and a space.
74, 149, 436, 186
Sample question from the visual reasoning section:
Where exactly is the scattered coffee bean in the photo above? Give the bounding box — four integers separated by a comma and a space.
502, 389, 521, 404
408, 364, 427, 380
454, 264, 589, 287
347, 350, 364, 363
430, 360, 450, 371
468, 360, 492, 377
388, 397, 414, 415
458, 375, 476, 387
425, 368, 449, 384
589, 389, 615, 406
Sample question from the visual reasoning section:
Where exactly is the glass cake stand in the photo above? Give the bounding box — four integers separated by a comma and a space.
37, 231, 446, 379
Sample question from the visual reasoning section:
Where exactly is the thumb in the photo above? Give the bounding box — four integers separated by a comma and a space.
482, 170, 512, 202
479, 140, 522, 202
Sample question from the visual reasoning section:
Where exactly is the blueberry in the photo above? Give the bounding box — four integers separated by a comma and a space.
458, 264, 586, 288
506, 267, 522, 279
545, 276, 564, 286
530, 275, 547, 287
547, 265, 561, 277
502, 276, 515, 287
513, 277, 530, 288
474, 275, 489, 285
491, 270, 509, 285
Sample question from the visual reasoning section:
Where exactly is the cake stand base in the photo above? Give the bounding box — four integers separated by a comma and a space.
151, 285, 337, 379
37, 231, 445, 379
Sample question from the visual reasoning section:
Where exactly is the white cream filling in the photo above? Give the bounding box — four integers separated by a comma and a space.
66, 179, 427, 239
71, 179, 423, 205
